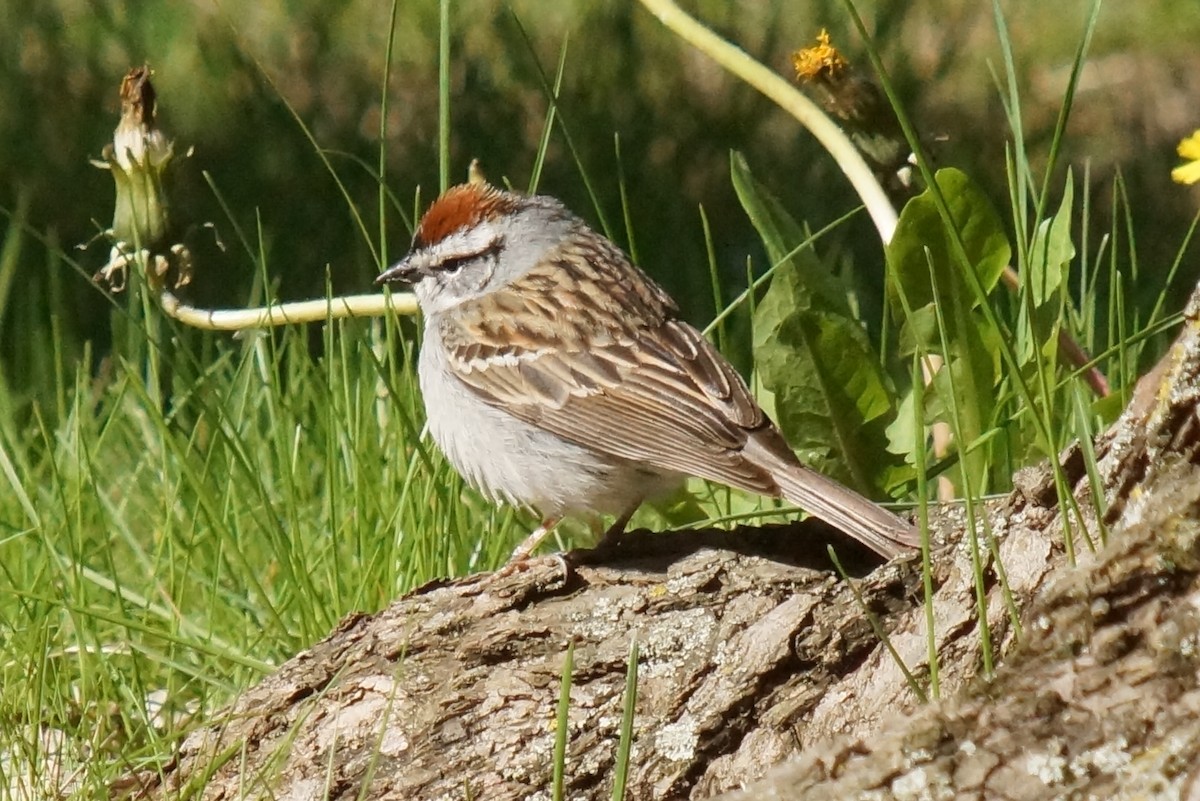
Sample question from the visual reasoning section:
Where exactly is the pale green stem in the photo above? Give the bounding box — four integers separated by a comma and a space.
637, 0, 899, 244
158, 290, 419, 331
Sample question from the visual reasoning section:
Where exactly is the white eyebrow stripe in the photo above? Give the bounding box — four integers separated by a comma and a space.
425, 222, 500, 258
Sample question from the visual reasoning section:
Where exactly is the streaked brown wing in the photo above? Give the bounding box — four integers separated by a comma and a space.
437, 249, 781, 496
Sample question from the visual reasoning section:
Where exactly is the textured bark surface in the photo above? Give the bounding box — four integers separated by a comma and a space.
139, 515, 1061, 801
716, 470, 1200, 801
133, 291, 1200, 801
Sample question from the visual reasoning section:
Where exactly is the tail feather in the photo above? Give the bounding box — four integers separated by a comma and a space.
770, 461, 919, 558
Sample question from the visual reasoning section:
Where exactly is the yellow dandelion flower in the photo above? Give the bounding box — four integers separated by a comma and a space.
793, 30, 847, 83
1173, 129, 1200, 185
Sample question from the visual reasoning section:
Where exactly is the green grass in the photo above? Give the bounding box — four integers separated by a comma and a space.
0, 0, 1195, 797
0, 286, 525, 795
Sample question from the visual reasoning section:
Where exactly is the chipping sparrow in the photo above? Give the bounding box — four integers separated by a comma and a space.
376, 182, 918, 559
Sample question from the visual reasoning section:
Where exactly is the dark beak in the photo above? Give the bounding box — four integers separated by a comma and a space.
375, 255, 421, 286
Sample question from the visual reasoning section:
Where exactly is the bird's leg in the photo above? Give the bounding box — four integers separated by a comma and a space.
493, 517, 572, 583
594, 502, 640, 551
506, 516, 562, 565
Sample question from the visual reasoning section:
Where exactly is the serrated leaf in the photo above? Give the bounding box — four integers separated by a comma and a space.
735, 151, 905, 495
932, 346, 995, 492
753, 261, 899, 495
883, 386, 927, 492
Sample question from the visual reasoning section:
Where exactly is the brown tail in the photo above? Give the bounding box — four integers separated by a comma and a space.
769, 461, 919, 558
739, 430, 918, 557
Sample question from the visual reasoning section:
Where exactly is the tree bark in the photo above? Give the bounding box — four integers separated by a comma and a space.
131, 289, 1200, 801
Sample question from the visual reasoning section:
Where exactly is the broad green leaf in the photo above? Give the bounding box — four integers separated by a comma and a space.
735, 152, 904, 495
932, 347, 995, 492
730, 151, 851, 316
887, 170, 1009, 494
1091, 392, 1125, 425
887, 167, 1011, 328
896, 252, 1002, 495
1016, 174, 1075, 367
934, 268, 1002, 494
885, 387, 920, 458
883, 385, 929, 492
1028, 173, 1075, 307
753, 262, 899, 495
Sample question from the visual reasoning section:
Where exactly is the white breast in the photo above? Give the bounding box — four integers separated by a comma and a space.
417, 329, 680, 519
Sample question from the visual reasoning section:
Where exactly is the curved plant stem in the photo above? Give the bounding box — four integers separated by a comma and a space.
637, 0, 899, 244
158, 290, 418, 331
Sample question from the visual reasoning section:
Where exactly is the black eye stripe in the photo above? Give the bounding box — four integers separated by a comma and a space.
434, 237, 504, 273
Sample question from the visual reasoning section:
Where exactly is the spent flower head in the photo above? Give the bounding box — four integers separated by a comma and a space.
98, 65, 175, 249
90, 65, 192, 292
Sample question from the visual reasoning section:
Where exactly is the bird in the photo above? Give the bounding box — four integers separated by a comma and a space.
376, 180, 918, 561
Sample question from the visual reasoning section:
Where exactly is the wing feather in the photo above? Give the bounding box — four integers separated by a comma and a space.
436, 247, 780, 496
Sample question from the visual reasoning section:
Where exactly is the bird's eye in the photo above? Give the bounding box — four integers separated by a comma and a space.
439, 255, 470, 274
